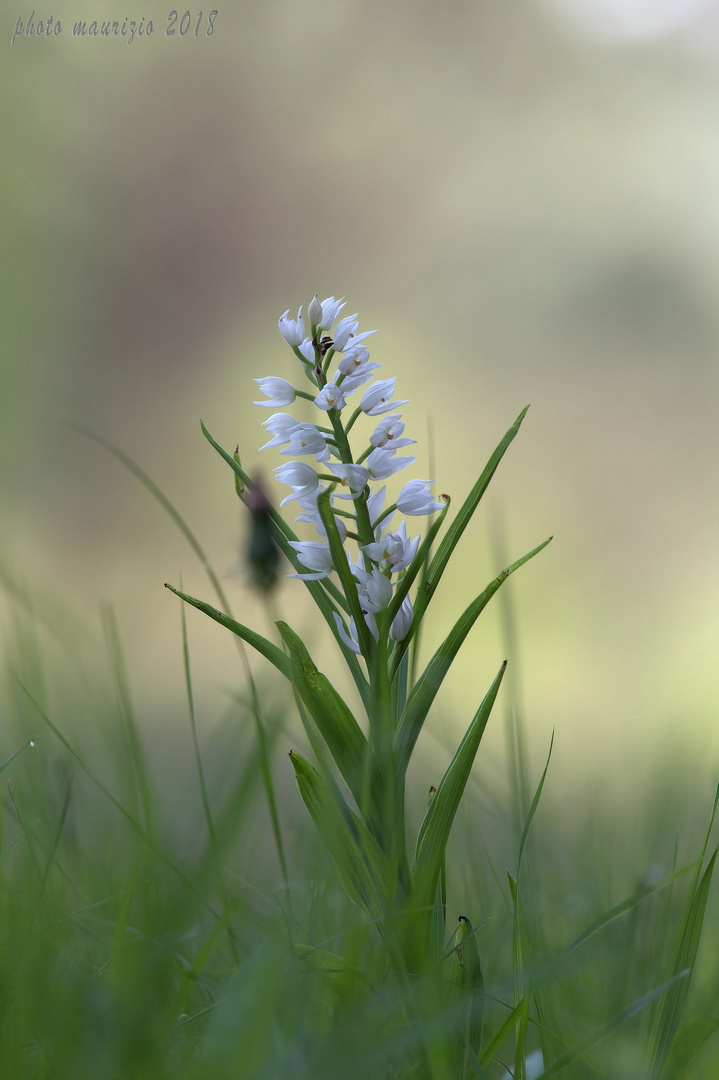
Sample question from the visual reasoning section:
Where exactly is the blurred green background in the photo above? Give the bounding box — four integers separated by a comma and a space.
2, 0, 718, 801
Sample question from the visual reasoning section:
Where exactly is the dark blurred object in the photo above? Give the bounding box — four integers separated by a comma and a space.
244, 472, 281, 593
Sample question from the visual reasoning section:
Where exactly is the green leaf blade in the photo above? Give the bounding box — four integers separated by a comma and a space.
165, 584, 291, 677
289, 750, 390, 921
395, 539, 550, 773
647, 847, 718, 1079
412, 406, 530, 630
277, 621, 369, 807
412, 662, 507, 915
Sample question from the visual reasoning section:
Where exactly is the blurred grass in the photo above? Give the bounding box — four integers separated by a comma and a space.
1, 564, 717, 1079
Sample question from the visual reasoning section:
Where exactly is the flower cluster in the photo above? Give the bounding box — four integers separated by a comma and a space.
254, 295, 444, 650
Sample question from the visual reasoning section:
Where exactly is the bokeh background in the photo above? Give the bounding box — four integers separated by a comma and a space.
2, 0, 718, 813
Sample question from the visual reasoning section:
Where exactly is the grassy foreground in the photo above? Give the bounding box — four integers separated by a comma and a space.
1, 582, 717, 1080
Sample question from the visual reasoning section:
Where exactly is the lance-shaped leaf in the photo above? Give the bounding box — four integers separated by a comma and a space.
648, 852, 718, 1078
408, 406, 530, 638
394, 540, 549, 771
165, 585, 291, 677
507, 870, 529, 1080
648, 783, 719, 1079
412, 662, 506, 915
289, 750, 391, 921
450, 915, 485, 1056
427, 786, 446, 961
277, 622, 369, 807
201, 421, 369, 706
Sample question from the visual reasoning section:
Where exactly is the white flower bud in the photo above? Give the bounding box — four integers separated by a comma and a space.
308, 294, 323, 325
390, 596, 413, 641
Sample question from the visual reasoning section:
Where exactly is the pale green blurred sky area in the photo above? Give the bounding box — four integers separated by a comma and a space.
1, 1, 718, 794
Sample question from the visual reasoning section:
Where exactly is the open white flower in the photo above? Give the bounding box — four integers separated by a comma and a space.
360, 378, 409, 416
337, 345, 370, 375
314, 383, 347, 412
278, 307, 305, 346
279, 424, 329, 461
333, 315, 376, 353
397, 479, 444, 516
318, 295, 346, 329
370, 415, 415, 450
288, 540, 333, 580
337, 364, 381, 395
254, 376, 296, 408
366, 446, 417, 481
363, 521, 419, 572
259, 412, 299, 450
353, 562, 393, 613
327, 462, 369, 499
274, 461, 319, 505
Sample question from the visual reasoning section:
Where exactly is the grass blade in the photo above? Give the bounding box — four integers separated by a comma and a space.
535, 972, 690, 1080
647, 847, 718, 1078
413, 662, 506, 916
409, 406, 530, 634
518, 731, 554, 878
450, 914, 485, 1066
289, 750, 391, 921
395, 539, 550, 772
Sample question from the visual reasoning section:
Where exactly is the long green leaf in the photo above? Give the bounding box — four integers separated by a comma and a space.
277, 622, 369, 807
559, 861, 699, 963
413, 662, 506, 914
289, 750, 391, 921
409, 406, 530, 637
507, 870, 529, 1080
648, 847, 718, 1078
450, 914, 485, 1058
518, 731, 554, 878
165, 584, 291, 677
0, 740, 35, 775
395, 539, 550, 771
660, 1016, 719, 1078
535, 973, 690, 1080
